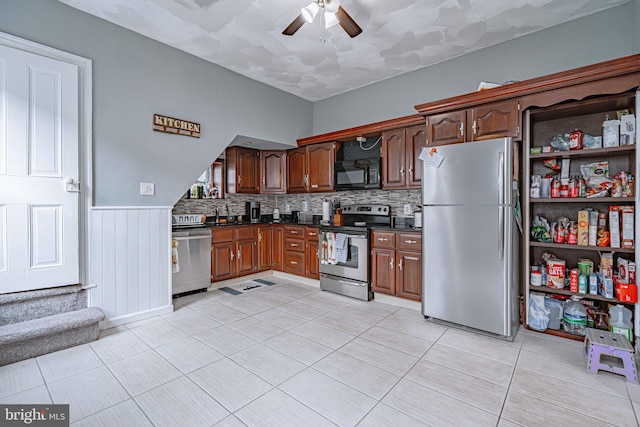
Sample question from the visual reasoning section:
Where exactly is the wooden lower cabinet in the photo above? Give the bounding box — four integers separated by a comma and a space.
271, 226, 284, 271
396, 250, 422, 300
305, 227, 319, 279
212, 224, 318, 282
236, 239, 257, 276
371, 248, 396, 295
371, 230, 422, 301
211, 226, 258, 282
211, 228, 235, 282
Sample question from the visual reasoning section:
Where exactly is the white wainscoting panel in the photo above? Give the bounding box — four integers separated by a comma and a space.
88, 207, 173, 327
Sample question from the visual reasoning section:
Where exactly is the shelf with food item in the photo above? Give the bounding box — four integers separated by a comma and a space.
529, 145, 636, 159
529, 196, 635, 204
529, 241, 635, 253
529, 284, 633, 305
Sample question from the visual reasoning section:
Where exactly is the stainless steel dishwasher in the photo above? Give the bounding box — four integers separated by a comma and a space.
171, 228, 212, 297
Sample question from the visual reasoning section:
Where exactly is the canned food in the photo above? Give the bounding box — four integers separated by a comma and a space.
577, 259, 592, 275
546, 259, 566, 289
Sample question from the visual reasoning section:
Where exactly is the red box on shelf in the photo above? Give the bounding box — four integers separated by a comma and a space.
615, 282, 638, 303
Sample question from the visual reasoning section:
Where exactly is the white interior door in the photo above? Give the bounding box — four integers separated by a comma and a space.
0, 44, 79, 293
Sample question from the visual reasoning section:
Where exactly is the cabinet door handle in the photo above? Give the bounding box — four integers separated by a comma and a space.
309, 232, 316, 236
258, 232, 262, 242
400, 166, 404, 177
472, 120, 477, 135
237, 250, 241, 259
291, 231, 298, 234
409, 166, 413, 177
377, 237, 388, 242
399, 260, 403, 270
459, 122, 464, 137
230, 252, 234, 261
290, 261, 298, 265
238, 175, 242, 184
262, 176, 265, 186
290, 243, 298, 247
390, 257, 394, 269
405, 240, 417, 244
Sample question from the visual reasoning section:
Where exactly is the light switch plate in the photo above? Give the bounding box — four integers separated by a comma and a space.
140, 182, 155, 196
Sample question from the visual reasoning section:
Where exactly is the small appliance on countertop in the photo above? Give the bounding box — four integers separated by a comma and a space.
246, 201, 261, 223
172, 214, 206, 229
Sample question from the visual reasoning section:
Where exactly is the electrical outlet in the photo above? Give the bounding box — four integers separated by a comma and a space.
403, 204, 412, 215
140, 183, 155, 196
285, 204, 291, 212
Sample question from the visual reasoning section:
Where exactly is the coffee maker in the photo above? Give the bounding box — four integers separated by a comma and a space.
246, 201, 260, 223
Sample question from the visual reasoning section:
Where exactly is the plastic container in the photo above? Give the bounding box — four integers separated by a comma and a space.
562, 297, 587, 336
544, 297, 564, 330
609, 304, 633, 341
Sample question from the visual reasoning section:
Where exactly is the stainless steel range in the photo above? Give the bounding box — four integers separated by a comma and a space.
319, 204, 390, 301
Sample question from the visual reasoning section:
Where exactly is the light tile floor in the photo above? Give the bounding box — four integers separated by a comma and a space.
2, 277, 640, 426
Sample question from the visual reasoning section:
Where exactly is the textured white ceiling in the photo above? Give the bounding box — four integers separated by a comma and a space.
58, 0, 627, 101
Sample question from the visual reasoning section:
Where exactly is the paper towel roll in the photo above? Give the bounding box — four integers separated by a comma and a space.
322, 201, 331, 221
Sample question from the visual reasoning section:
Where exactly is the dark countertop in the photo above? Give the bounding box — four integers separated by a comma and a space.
173, 221, 422, 233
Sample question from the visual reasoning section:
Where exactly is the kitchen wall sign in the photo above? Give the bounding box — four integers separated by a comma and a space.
153, 114, 201, 138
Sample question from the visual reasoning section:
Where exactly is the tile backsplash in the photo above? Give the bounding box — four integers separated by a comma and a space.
172, 189, 422, 218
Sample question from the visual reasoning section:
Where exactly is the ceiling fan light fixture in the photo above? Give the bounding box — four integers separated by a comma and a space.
301, 2, 320, 23
324, 11, 339, 28
324, 0, 340, 14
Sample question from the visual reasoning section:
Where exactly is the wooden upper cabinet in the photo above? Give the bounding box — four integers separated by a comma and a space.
226, 146, 260, 194
382, 125, 426, 189
469, 100, 520, 141
406, 124, 427, 188
426, 100, 520, 146
287, 143, 335, 193
286, 147, 307, 193
381, 128, 406, 189
260, 150, 286, 194
307, 142, 335, 192
426, 110, 466, 146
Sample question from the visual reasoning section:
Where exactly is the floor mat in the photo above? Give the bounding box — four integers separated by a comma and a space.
217, 281, 265, 295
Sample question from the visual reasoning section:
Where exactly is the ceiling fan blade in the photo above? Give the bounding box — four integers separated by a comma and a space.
335, 6, 362, 38
283, 14, 306, 36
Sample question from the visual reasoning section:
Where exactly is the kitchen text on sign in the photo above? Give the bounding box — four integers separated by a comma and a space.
153, 114, 200, 138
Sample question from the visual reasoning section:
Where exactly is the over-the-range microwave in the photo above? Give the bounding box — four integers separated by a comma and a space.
333, 157, 381, 191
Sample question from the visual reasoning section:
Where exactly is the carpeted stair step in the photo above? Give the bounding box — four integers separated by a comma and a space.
0, 285, 87, 326
0, 307, 104, 366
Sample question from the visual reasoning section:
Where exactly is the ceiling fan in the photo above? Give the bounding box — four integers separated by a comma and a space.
283, 0, 362, 38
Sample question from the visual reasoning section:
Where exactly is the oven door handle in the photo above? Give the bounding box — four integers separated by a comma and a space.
338, 279, 367, 287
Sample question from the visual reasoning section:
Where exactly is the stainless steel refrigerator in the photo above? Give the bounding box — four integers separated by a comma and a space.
422, 137, 520, 339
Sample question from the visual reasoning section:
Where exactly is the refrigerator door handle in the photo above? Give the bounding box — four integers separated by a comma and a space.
498, 206, 504, 260
498, 151, 505, 205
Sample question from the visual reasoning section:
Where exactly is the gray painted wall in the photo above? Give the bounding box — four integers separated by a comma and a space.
313, 3, 636, 135
0, 0, 312, 206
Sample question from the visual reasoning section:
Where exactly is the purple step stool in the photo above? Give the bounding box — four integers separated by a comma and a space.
584, 328, 637, 384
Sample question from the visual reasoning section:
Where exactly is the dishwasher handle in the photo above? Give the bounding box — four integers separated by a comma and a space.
172, 235, 211, 242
